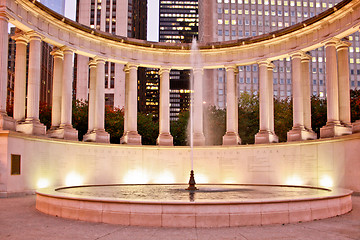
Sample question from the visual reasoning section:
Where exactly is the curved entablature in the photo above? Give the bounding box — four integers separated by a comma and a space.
2, 0, 360, 69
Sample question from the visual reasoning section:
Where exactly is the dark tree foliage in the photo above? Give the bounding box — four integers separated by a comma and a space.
72, 100, 88, 141
137, 112, 158, 145
351, 89, 360, 122
39, 101, 51, 130
204, 106, 226, 145
105, 106, 124, 144
274, 97, 293, 142
311, 96, 327, 138
170, 111, 189, 146
238, 92, 259, 144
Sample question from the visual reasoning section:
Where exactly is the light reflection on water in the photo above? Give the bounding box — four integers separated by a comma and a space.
56, 184, 330, 202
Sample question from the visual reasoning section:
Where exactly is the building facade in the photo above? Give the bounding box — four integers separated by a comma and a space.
159, 0, 199, 120
199, 0, 360, 108
75, 0, 147, 108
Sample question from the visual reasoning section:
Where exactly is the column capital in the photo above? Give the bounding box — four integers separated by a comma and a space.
290, 52, 303, 59
12, 31, 29, 44
257, 59, 272, 67
94, 56, 107, 64
50, 48, 64, 59
225, 65, 237, 72
336, 40, 351, 50
324, 38, 340, 47
125, 63, 139, 71
300, 52, 312, 62
159, 66, 171, 75
192, 67, 203, 73
89, 59, 97, 68
60, 46, 75, 55
26, 31, 44, 41
0, 10, 10, 22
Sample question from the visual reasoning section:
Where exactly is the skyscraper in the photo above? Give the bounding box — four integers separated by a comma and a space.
75, 0, 146, 108
159, 0, 199, 120
199, 0, 360, 108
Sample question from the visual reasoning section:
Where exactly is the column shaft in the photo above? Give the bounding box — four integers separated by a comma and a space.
302, 55, 312, 130
337, 42, 351, 125
27, 33, 42, 121
159, 68, 171, 134
192, 68, 205, 146
13, 36, 28, 121
258, 62, 269, 131
50, 49, 63, 127
60, 48, 74, 126
292, 54, 304, 128
325, 41, 340, 124
267, 64, 275, 133
95, 58, 105, 130
88, 60, 97, 131
226, 66, 236, 133
0, 14, 8, 113
127, 65, 138, 132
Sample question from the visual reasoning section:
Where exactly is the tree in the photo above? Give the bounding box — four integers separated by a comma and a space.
137, 112, 159, 145
204, 106, 226, 145
105, 106, 124, 144
170, 111, 189, 146
351, 89, 360, 122
39, 101, 51, 130
72, 100, 88, 141
238, 92, 259, 144
274, 97, 293, 142
311, 96, 327, 138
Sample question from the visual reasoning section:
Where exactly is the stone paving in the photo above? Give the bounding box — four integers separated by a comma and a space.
0, 195, 359, 240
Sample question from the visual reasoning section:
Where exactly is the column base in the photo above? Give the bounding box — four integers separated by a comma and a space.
352, 120, 360, 133
287, 127, 317, 142
47, 125, 78, 141
16, 119, 46, 135
222, 132, 241, 145
192, 132, 205, 146
255, 130, 278, 144
83, 129, 110, 143
320, 122, 352, 138
156, 133, 173, 146
120, 131, 142, 145
0, 112, 16, 131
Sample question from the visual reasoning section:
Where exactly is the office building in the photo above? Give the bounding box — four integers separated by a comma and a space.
199, 0, 360, 108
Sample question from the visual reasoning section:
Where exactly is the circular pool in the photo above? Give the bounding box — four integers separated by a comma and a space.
36, 184, 353, 227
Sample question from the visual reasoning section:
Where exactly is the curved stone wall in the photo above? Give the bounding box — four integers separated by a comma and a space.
3, 0, 360, 68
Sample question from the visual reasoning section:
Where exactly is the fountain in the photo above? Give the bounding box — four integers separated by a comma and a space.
35, 39, 353, 227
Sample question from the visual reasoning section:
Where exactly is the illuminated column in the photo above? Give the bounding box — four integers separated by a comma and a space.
255, 60, 278, 144
337, 41, 352, 126
267, 63, 275, 134
88, 60, 97, 133
16, 32, 46, 135
49, 49, 63, 128
157, 67, 173, 146
13, 33, 28, 121
83, 57, 109, 143
320, 39, 352, 138
0, 12, 15, 130
121, 64, 141, 145
287, 52, 317, 141
223, 65, 241, 145
302, 53, 313, 132
192, 67, 205, 146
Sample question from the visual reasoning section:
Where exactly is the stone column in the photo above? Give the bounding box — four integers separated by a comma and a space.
13, 33, 28, 122
83, 57, 109, 143
192, 67, 205, 146
88, 60, 97, 133
0, 12, 15, 130
255, 60, 278, 144
320, 39, 352, 138
157, 67, 173, 146
267, 63, 275, 134
223, 65, 241, 145
16, 32, 46, 135
49, 49, 63, 129
287, 52, 317, 141
337, 41, 352, 127
49, 47, 78, 140
302, 54, 313, 131
121, 64, 141, 145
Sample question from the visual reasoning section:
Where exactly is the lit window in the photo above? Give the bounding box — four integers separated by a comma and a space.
312, 57, 316, 62
310, 2, 314, 7
318, 57, 323, 62
218, 19, 223, 24
224, 9, 229, 14
284, 11, 288, 16
277, 1, 281, 5
297, 1, 301, 7
316, 2, 320, 8
231, 9, 236, 14
251, 9, 256, 14
238, 9, 243, 14
350, 47, 354, 53
322, 3, 327, 8
245, 9, 249, 14
258, 10, 263, 15
265, 10, 269, 16
271, 0, 275, 5
232, 20, 236, 25
350, 58, 354, 63
217, 0, 222, 3
258, 0, 262, 4
284, 1, 288, 6
225, 20, 229, 25
303, 2, 307, 7
290, 1, 294, 7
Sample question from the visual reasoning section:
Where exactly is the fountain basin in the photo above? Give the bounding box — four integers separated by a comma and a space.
36, 184, 353, 228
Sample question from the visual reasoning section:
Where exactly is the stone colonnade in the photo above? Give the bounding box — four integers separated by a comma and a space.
0, 15, 356, 145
